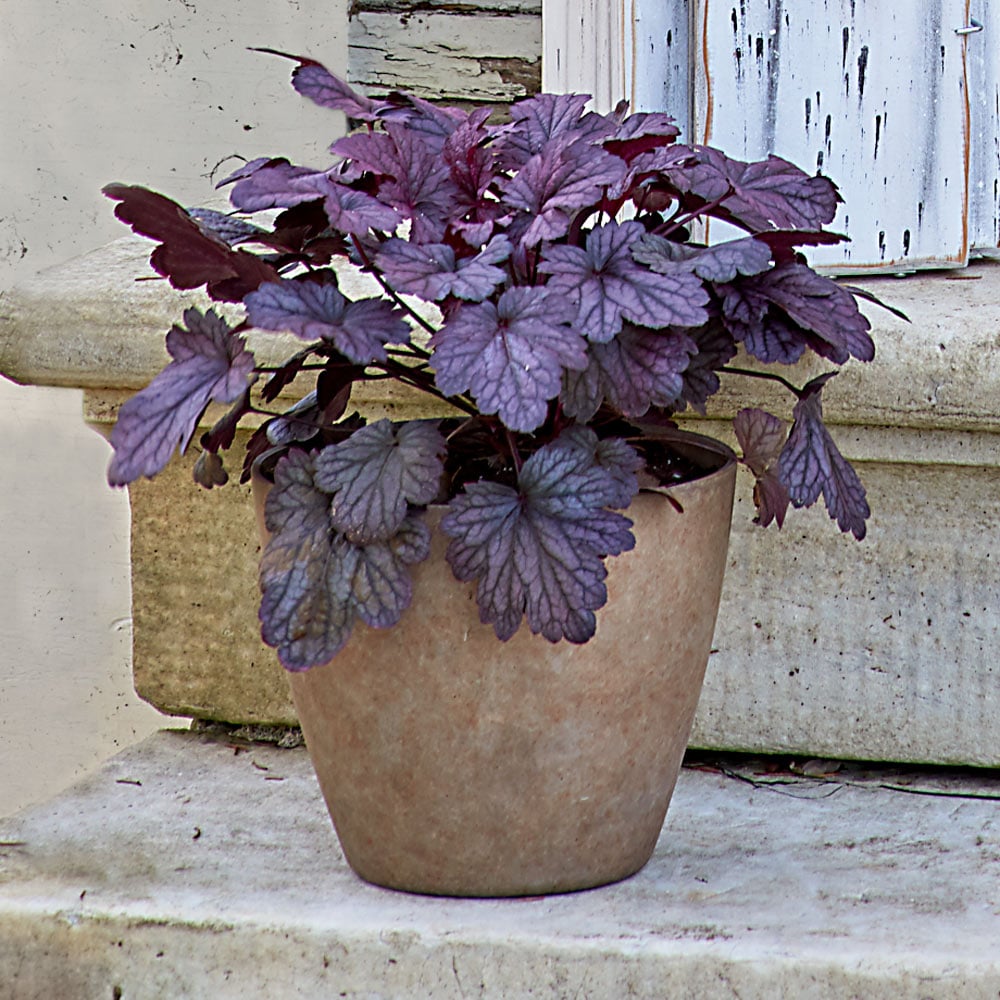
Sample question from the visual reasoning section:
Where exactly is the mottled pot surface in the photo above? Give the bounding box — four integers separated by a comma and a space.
256, 431, 737, 897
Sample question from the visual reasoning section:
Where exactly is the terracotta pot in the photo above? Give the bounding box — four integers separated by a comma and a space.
253, 430, 736, 897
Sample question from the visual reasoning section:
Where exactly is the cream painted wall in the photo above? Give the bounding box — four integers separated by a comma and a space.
0, 379, 165, 816
0, 0, 348, 288
0, 1, 348, 815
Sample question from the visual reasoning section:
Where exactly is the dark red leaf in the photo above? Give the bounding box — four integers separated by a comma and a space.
103, 184, 279, 301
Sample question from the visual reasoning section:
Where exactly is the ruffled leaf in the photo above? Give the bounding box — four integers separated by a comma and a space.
333, 124, 457, 240
225, 160, 325, 211
313, 419, 446, 543
377, 93, 471, 154
546, 425, 643, 509
103, 184, 279, 301
323, 183, 403, 236
561, 324, 697, 421
430, 287, 586, 432
499, 138, 627, 245
776, 376, 869, 539
252, 49, 387, 121
443, 109, 500, 241
603, 110, 680, 160
540, 220, 708, 342
497, 92, 613, 169
375, 235, 511, 302
674, 321, 738, 413
633, 232, 772, 282
733, 408, 790, 528
259, 449, 431, 670
666, 146, 841, 231
245, 278, 411, 364
720, 262, 874, 365
441, 430, 637, 642
108, 308, 256, 485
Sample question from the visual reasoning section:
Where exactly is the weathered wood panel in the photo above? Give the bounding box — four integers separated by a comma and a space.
542, 0, 626, 111
968, 7, 1000, 255
624, 0, 694, 138
542, 0, 691, 133
694, 0, 971, 273
349, 1, 541, 101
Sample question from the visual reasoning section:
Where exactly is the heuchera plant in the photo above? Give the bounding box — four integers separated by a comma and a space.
104, 52, 887, 671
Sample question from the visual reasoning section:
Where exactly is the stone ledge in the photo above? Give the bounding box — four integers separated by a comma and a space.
3, 235, 1000, 434
1, 731, 998, 999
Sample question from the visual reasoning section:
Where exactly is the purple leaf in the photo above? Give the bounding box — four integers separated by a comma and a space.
547, 426, 643, 509
187, 208, 266, 246
720, 262, 874, 365
375, 235, 511, 302
430, 287, 586, 432
108, 308, 256, 485
776, 376, 869, 539
666, 146, 841, 231
441, 430, 636, 642
608, 143, 696, 201
313, 419, 446, 543
442, 110, 506, 242
225, 162, 401, 236
678, 322, 738, 413
226, 160, 326, 212
540, 220, 708, 342
333, 124, 458, 240
323, 182, 403, 236
245, 279, 411, 364
561, 324, 697, 421
497, 93, 613, 169
632, 233, 773, 282
200, 387, 253, 453
733, 408, 790, 528
603, 111, 680, 161
264, 385, 360, 448
499, 138, 627, 245
259, 449, 431, 671
378, 93, 472, 154
253, 49, 387, 121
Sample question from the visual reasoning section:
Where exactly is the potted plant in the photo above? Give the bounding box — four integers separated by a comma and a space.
103, 51, 885, 897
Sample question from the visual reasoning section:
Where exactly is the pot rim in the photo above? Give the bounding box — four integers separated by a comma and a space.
250, 424, 738, 494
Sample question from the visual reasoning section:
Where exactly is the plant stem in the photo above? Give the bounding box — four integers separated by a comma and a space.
654, 187, 735, 239
350, 235, 439, 336
379, 358, 480, 417
719, 365, 804, 397
386, 344, 432, 362
504, 426, 523, 475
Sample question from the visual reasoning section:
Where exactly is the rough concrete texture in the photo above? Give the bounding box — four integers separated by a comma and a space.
1, 731, 998, 999
5, 248, 1000, 431
125, 434, 295, 725
695, 461, 1000, 766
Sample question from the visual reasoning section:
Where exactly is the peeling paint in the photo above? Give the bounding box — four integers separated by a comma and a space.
349, 6, 540, 101
695, 0, 973, 272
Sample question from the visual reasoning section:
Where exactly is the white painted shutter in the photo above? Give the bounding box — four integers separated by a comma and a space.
968, 10, 1000, 256
544, 1, 996, 274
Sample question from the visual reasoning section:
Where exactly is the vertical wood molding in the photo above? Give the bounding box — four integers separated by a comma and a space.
542, 0, 628, 111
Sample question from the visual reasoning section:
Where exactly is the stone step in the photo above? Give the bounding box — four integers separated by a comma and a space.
3, 243, 1000, 765
2, 730, 998, 998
